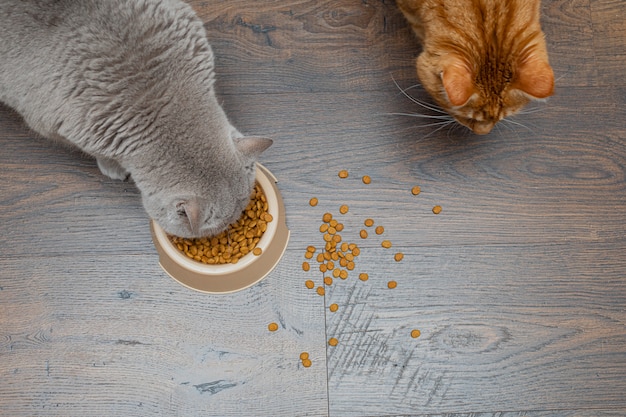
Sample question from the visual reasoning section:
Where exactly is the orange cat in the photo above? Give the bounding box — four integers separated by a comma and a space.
396, 0, 554, 134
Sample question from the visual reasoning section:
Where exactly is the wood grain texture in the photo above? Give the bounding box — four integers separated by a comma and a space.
1, 0, 625, 416
590, 0, 626, 86
0, 252, 328, 416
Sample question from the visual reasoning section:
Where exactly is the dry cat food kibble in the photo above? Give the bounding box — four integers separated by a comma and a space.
268, 322, 279, 332
302, 262, 310, 271
300, 352, 312, 368
297, 169, 437, 358
169, 183, 271, 265
302, 210, 362, 293
309, 197, 318, 207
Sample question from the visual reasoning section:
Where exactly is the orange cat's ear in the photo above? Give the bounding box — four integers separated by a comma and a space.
441, 58, 474, 106
513, 53, 554, 99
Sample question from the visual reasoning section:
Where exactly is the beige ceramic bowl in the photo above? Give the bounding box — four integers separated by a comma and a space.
151, 164, 289, 294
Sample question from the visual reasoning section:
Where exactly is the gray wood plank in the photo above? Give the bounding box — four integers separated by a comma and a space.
590, 0, 626, 86
322, 243, 626, 415
387, 411, 626, 417
0, 252, 328, 417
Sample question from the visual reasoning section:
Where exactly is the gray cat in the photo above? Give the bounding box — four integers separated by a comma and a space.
0, 0, 272, 238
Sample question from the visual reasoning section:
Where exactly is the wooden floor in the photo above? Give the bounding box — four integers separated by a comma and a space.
1, 1, 625, 416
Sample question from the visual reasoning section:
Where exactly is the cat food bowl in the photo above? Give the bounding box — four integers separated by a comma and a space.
150, 164, 290, 294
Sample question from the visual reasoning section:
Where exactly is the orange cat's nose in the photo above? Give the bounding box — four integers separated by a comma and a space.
472, 122, 494, 135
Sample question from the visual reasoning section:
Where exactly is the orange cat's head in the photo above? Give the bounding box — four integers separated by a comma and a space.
400, 0, 554, 135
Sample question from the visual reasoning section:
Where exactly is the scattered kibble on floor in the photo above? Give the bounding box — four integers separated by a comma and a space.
268, 322, 279, 332
300, 174, 432, 357
300, 351, 312, 368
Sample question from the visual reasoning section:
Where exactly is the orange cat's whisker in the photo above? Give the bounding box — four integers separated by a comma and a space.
515, 106, 545, 115
409, 120, 456, 128
391, 75, 448, 115
387, 112, 452, 120
501, 117, 535, 134
419, 120, 457, 139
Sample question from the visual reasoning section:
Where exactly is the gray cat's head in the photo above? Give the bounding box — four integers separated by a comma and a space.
130, 132, 272, 239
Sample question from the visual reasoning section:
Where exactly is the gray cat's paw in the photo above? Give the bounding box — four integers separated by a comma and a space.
96, 157, 130, 181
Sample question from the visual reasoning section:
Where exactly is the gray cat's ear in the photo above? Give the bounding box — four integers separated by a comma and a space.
235, 137, 273, 159
176, 198, 202, 236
